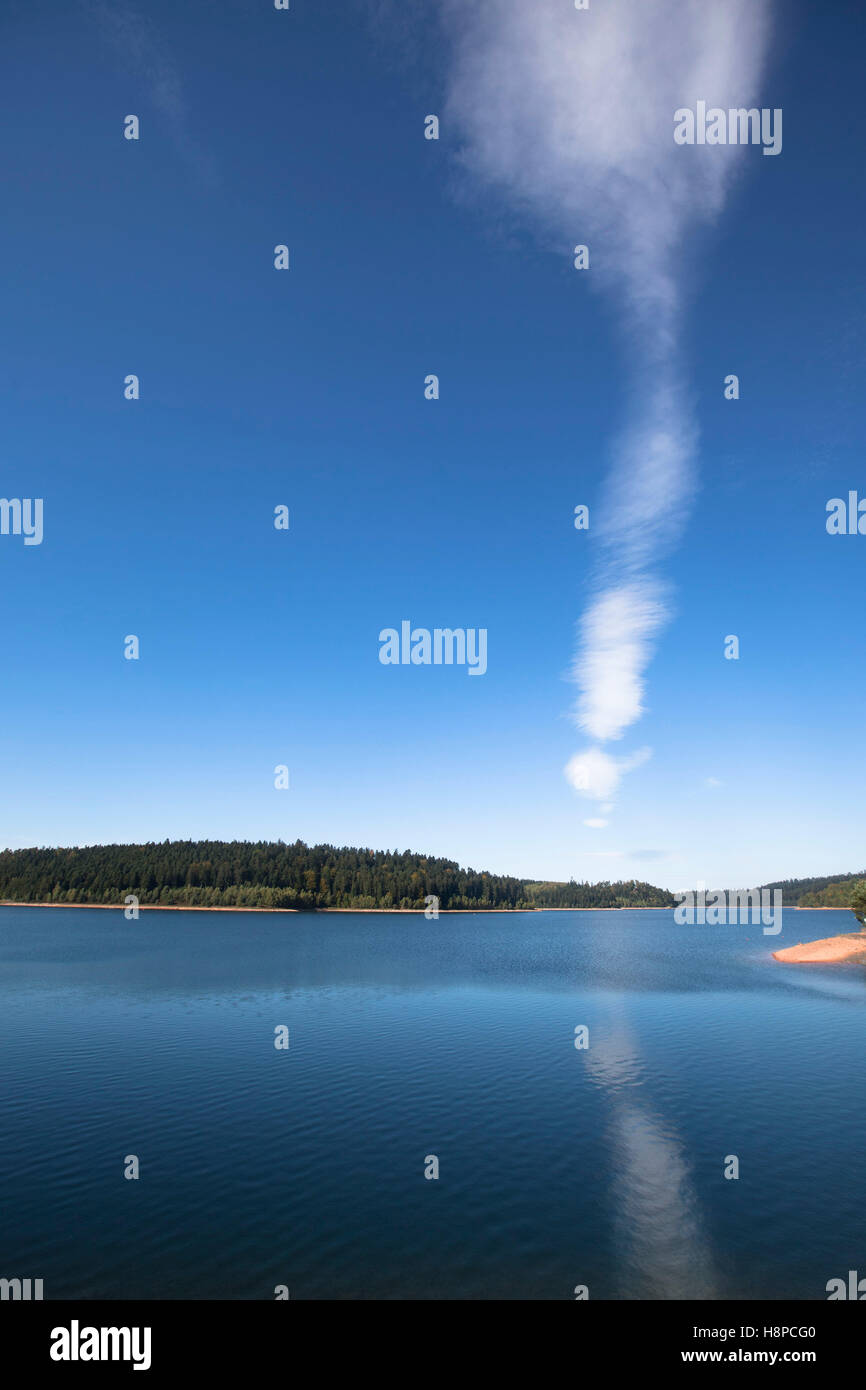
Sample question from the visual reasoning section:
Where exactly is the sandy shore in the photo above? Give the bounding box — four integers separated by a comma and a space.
773, 931, 866, 963
0, 901, 299, 914
0, 900, 667, 915
0, 900, 549, 915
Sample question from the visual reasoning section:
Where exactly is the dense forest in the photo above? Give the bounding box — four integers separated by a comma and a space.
758, 870, 866, 907
522, 878, 674, 909
0, 840, 676, 912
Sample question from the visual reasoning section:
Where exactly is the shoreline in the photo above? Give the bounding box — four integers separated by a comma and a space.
0, 900, 669, 915
0, 900, 300, 914
773, 931, 866, 964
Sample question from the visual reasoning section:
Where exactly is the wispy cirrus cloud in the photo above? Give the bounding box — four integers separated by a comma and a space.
437, 0, 773, 809
81, 0, 218, 186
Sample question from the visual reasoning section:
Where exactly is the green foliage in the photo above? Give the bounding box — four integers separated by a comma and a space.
522, 878, 675, 909
760, 871, 866, 907
799, 881, 863, 909
783, 872, 866, 925
850, 881, 866, 927
0, 840, 676, 912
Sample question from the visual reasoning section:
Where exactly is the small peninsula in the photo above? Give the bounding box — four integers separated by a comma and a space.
772, 877, 866, 964
773, 932, 866, 964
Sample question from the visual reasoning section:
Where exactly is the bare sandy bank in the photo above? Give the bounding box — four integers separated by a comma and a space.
773, 931, 866, 963
0, 901, 564, 915
0, 901, 665, 915
315, 906, 660, 913
0, 901, 299, 914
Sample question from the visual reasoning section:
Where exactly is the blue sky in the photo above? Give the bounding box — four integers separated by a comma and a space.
1, 0, 863, 890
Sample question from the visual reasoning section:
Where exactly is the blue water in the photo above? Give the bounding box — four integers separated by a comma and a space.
0, 905, 863, 1300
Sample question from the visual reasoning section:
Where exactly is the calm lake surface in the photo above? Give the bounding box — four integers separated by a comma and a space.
0, 905, 863, 1300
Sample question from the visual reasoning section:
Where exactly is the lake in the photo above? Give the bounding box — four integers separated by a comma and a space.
0, 905, 863, 1300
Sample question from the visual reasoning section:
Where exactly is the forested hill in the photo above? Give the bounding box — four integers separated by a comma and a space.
759, 871, 866, 907
0, 840, 676, 912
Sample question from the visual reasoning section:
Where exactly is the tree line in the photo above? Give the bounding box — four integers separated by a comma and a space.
0, 840, 676, 912
759, 870, 866, 907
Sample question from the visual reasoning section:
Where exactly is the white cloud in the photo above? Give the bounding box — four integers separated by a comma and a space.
565, 746, 651, 801
442, 0, 771, 330
584, 818, 609, 829
438, 0, 773, 799
571, 582, 669, 742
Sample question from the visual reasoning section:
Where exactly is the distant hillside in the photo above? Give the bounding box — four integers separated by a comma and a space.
0, 840, 675, 912
523, 879, 674, 909
759, 871, 866, 908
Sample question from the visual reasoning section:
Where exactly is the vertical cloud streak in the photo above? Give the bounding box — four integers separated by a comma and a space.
439, 0, 773, 806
